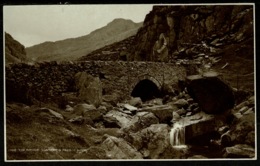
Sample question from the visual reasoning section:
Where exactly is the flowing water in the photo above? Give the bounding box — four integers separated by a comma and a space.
169, 114, 223, 158
170, 122, 187, 148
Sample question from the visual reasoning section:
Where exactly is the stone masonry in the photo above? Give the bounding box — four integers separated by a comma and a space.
5, 61, 186, 102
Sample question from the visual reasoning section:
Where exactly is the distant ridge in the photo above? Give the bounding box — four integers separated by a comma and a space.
25, 18, 142, 62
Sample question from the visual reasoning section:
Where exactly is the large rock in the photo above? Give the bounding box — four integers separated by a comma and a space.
125, 124, 170, 159
221, 112, 255, 146
172, 111, 226, 144
103, 110, 132, 128
122, 112, 159, 133
187, 75, 235, 114
68, 103, 104, 123
128, 97, 142, 107
73, 103, 96, 116
245, 131, 255, 147
75, 72, 102, 107
101, 135, 143, 159
37, 108, 64, 120
172, 99, 189, 109
223, 144, 255, 158
139, 105, 178, 123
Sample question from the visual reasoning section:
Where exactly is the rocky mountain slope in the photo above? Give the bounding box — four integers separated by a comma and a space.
78, 35, 135, 61
129, 5, 254, 91
78, 5, 254, 92
25, 18, 142, 62
130, 5, 253, 62
5, 32, 28, 64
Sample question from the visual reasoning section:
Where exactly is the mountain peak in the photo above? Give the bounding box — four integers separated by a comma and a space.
107, 18, 135, 26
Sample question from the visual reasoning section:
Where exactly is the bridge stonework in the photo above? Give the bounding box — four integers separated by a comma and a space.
5, 61, 186, 102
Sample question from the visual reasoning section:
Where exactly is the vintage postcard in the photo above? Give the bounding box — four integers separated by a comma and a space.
3, 3, 256, 161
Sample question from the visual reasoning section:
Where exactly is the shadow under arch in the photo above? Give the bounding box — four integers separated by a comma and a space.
131, 79, 162, 102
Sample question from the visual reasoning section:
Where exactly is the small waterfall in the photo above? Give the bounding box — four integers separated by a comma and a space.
170, 122, 185, 147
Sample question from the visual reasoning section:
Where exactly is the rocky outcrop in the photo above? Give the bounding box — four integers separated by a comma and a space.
5, 32, 27, 64
103, 110, 133, 128
130, 5, 253, 62
223, 144, 255, 158
220, 96, 255, 147
186, 74, 235, 114
75, 72, 102, 106
128, 5, 254, 93
125, 124, 170, 159
101, 135, 143, 159
171, 111, 226, 145
139, 105, 177, 123
122, 112, 159, 133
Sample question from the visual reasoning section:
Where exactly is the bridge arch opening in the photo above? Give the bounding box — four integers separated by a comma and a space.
131, 79, 162, 102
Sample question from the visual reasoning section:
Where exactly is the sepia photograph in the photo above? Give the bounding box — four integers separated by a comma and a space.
3, 3, 256, 161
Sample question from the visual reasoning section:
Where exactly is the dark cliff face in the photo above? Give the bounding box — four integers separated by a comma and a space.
5, 32, 27, 64
130, 5, 253, 62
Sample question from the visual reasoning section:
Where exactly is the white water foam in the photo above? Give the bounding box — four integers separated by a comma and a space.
170, 122, 186, 148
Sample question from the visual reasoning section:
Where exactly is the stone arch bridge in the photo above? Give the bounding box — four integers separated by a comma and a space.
5, 61, 186, 103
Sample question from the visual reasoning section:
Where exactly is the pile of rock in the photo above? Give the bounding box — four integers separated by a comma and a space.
19, 70, 253, 159
220, 95, 255, 158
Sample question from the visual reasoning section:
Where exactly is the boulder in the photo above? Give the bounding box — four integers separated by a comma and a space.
97, 105, 107, 113
96, 128, 124, 138
221, 113, 255, 146
139, 105, 178, 123
245, 131, 255, 147
84, 110, 103, 122
128, 97, 142, 107
65, 105, 74, 112
188, 103, 199, 111
47, 109, 64, 120
218, 125, 230, 135
73, 103, 96, 116
102, 90, 122, 106
234, 100, 249, 110
173, 99, 189, 108
223, 144, 255, 158
101, 135, 143, 159
123, 104, 138, 112
37, 108, 63, 120
103, 110, 132, 128
125, 124, 170, 159
247, 96, 255, 105
122, 112, 159, 133
146, 98, 163, 105
75, 72, 102, 107
175, 108, 187, 116
187, 75, 235, 114
173, 111, 226, 144
238, 106, 249, 114
61, 128, 88, 146
171, 111, 181, 123
243, 107, 254, 115
68, 116, 85, 124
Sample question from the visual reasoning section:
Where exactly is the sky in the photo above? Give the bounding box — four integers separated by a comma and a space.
4, 5, 153, 47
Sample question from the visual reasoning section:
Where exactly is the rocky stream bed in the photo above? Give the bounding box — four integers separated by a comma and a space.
6, 71, 255, 160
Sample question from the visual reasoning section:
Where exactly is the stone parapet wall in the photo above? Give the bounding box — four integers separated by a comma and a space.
5, 61, 186, 102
